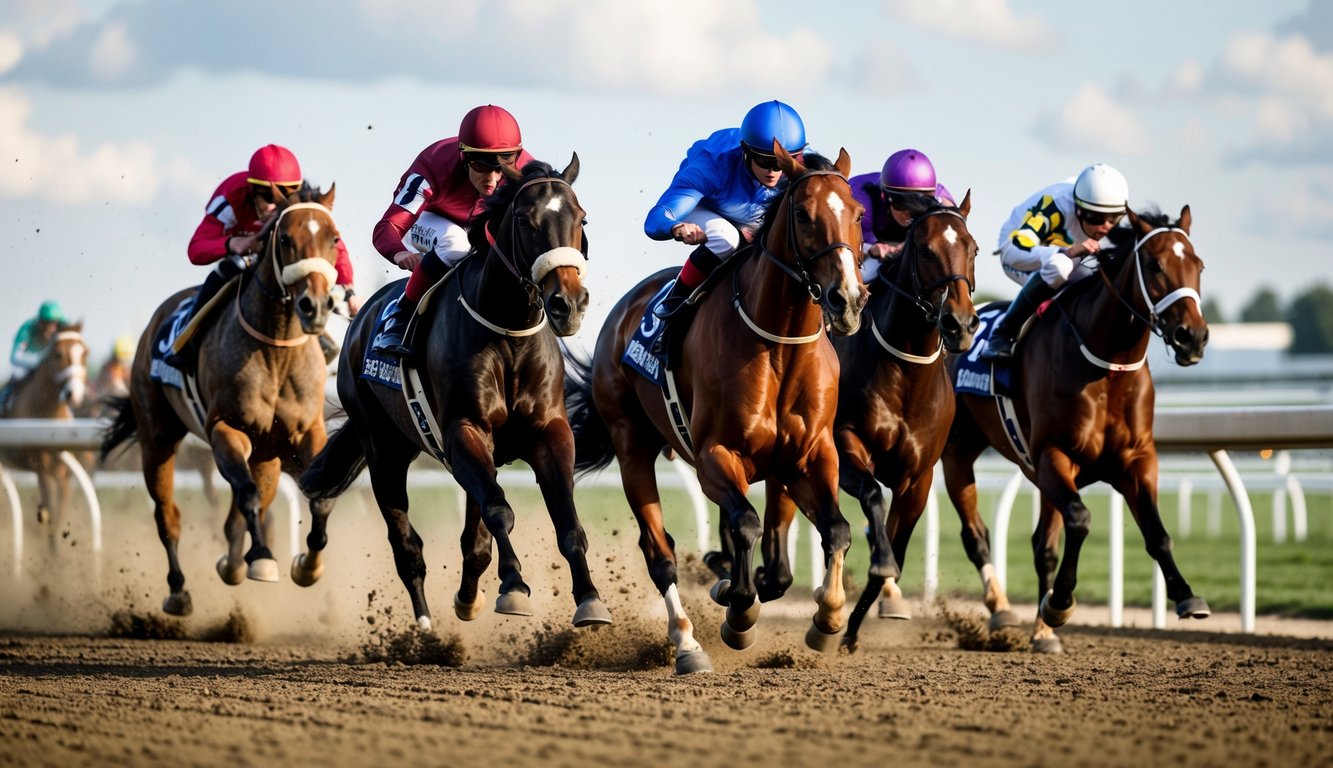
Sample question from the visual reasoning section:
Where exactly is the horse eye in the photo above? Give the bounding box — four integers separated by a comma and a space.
1147, 258, 1164, 274
280, 233, 294, 248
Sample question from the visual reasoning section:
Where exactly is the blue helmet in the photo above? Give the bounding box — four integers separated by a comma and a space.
740, 100, 806, 155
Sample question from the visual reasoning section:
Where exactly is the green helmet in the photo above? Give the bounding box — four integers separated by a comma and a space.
37, 300, 63, 323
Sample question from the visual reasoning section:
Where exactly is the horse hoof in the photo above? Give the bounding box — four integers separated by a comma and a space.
290, 553, 323, 587
35, 506, 50, 525
989, 609, 1022, 631
701, 551, 731, 580
708, 579, 731, 606
572, 596, 612, 627
247, 558, 280, 583
1031, 635, 1064, 654
454, 591, 485, 621
162, 592, 193, 617
878, 596, 912, 620
841, 634, 860, 655
720, 620, 757, 651
495, 591, 534, 617
805, 621, 844, 654
1039, 590, 1077, 628
1176, 596, 1211, 620
675, 650, 714, 675
216, 556, 246, 585
417, 615, 433, 632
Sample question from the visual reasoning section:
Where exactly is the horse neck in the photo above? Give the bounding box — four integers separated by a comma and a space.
474, 244, 543, 327
1072, 251, 1152, 361
15, 363, 71, 417
744, 232, 824, 343
875, 266, 943, 358
237, 255, 304, 344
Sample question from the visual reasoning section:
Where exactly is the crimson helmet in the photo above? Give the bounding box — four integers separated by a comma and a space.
246, 144, 302, 187
458, 105, 523, 153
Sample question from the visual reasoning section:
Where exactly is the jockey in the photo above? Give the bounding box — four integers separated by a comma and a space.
644, 100, 807, 343
370, 105, 535, 358
849, 148, 956, 282
981, 163, 1130, 361
2, 300, 62, 412
165, 144, 359, 369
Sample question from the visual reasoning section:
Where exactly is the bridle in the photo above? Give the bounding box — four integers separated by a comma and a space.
239, 201, 339, 347
757, 169, 858, 303
875, 205, 974, 323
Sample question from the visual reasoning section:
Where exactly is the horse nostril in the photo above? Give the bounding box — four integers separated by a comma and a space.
298, 296, 316, 315
827, 289, 848, 313
547, 295, 570, 319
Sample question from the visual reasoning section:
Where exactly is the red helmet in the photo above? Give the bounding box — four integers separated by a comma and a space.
247, 144, 302, 187
458, 105, 522, 153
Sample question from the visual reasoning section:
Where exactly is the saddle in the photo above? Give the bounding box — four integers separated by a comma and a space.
396, 256, 469, 362
168, 276, 240, 359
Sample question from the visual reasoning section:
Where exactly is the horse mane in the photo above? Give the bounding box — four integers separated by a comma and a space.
1099, 206, 1174, 268
752, 152, 836, 243
467, 161, 566, 253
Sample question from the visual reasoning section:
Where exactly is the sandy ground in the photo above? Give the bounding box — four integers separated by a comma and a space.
2, 486, 1332, 767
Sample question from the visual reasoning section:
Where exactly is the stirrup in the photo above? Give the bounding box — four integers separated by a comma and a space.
981, 335, 1015, 360
653, 296, 690, 320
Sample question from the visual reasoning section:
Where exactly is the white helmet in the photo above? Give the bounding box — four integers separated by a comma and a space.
1073, 163, 1129, 213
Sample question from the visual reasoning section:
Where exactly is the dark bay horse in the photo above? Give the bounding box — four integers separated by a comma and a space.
1, 323, 88, 530
102, 185, 342, 616
565, 147, 868, 674
300, 158, 609, 633
831, 195, 981, 651
941, 206, 1211, 652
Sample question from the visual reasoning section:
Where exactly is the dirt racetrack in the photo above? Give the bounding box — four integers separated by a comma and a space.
2, 488, 1332, 767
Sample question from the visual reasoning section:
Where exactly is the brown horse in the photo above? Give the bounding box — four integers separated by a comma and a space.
101, 185, 342, 616
831, 195, 981, 651
565, 148, 868, 674
941, 206, 1211, 652
300, 158, 609, 632
0, 322, 88, 530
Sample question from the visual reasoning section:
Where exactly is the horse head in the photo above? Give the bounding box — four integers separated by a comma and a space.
898, 191, 980, 352
494, 155, 589, 336
267, 184, 341, 336
1126, 205, 1208, 365
772, 144, 868, 336
45, 321, 88, 409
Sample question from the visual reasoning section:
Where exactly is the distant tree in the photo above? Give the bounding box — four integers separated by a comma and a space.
1200, 296, 1226, 324
1287, 284, 1333, 355
1240, 287, 1284, 323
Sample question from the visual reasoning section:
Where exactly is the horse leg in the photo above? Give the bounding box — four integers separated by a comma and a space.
1030, 500, 1065, 653
527, 421, 610, 627
208, 423, 277, 583
941, 413, 1019, 629
290, 424, 335, 587
755, 481, 795, 603
1035, 451, 1090, 628
34, 453, 54, 526
703, 506, 735, 581
837, 430, 896, 654
696, 446, 763, 651
785, 444, 852, 654
445, 423, 531, 616
453, 497, 491, 621
880, 474, 938, 618
141, 434, 191, 615
364, 433, 431, 628
1115, 458, 1211, 620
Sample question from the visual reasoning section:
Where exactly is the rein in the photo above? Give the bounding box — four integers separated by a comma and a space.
237, 201, 337, 347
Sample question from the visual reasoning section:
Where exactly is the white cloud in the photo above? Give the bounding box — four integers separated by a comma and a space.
0, 30, 21, 75
1033, 83, 1151, 157
1253, 171, 1333, 236
847, 39, 922, 96
1211, 32, 1333, 164
892, 0, 1054, 51
88, 20, 137, 83
1169, 59, 1204, 96
0, 86, 206, 205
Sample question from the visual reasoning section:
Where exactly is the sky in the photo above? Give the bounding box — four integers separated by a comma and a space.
2, 0, 1331, 373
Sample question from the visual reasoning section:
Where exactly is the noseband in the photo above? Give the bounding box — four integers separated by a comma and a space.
877, 206, 974, 323
1096, 226, 1201, 339
759, 170, 858, 303
253, 202, 340, 305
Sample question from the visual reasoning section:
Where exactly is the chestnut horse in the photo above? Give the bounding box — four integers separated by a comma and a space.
832, 195, 981, 651
941, 206, 1211, 652
0, 322, 88, 532
300, 158, 610, 632
101, 185, 342, 616
565, 148, 867, 674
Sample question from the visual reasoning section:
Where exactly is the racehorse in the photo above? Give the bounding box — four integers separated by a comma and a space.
565, 147, 867, 674
0, 322, 88, 531
829, 194, 981, 651
941, 206, 1211, 652
101, 184, 342, 616
299, 157, 610, 632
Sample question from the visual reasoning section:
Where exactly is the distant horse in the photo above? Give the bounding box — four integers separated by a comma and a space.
565, 147, 868, 674
0, 322, 88, 530
300, 158, 610, 632
941, 206, 1211, 652
830, 195, 981, 651
102, 185, 342, 616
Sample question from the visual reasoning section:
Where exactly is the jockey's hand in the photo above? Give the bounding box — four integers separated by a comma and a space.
393, 250, 423, 271
230, 234, 261, 256
1068, 238, 1102, 259
346, 292, 364, 317
671, 222, 706, 245
868, 242, 903, 259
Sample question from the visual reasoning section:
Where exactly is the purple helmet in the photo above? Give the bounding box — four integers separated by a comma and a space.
879, 149, 937, 194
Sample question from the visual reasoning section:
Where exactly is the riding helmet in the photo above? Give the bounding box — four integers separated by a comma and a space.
880, 149, 938, 194
1073, 163, 1129, 213
37, 300, 63, 324
740, 100, 806, 155
458, 105, 523, 153
247, 144, 302, 187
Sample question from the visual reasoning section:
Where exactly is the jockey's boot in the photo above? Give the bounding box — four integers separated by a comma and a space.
981, 274, 1057, 361
650, 244, 717, 358
371, 294, 420, 358
163, 255, 246, 371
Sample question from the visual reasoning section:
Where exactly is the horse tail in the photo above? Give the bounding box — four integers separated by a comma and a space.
298, 422, 367, 501
98, 396, 137, 464
561, 342, 616, 478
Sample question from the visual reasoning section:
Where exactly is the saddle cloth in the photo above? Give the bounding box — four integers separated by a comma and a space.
953, 303, 1015, 397
148, 296, 196, 390
622, 281, 674, 387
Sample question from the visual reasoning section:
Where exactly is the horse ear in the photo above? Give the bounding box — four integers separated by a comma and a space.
562, 152, 580, 184
773, 139, 804, 176
958, 188, 972, 218
1178, 204, 1191, 234
501, 162, 523, 183
834, 148, 852, 178
320, 182, 337, 209
1126, 207, 1147, 233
